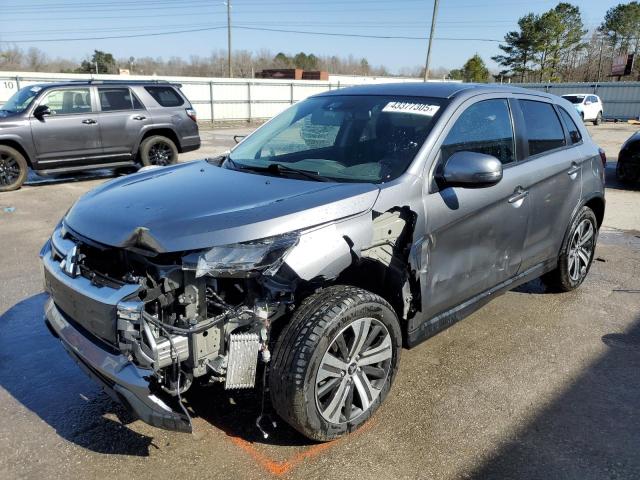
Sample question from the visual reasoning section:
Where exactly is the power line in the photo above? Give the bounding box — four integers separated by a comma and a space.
0, 25, 505, 43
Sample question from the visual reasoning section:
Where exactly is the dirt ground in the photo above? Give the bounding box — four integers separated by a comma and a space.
0, 122, 638, 480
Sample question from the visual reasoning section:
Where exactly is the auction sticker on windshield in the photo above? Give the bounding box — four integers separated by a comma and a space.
382, 102, 440, 116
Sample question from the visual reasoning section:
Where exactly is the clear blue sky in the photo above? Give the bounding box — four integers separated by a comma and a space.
0, 0, 630, 74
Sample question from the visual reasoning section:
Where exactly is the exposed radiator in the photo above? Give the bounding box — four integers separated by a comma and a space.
225, 333, 260, 389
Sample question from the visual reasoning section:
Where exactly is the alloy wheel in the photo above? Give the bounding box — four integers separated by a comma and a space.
568, 219, 595, 282
0, 152, 21, 187
315, 317, 393, 424
148, 142, 174, 165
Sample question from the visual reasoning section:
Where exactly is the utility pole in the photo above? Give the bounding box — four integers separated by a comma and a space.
596, 36, 604, 83
226, 0, 233, 78
423, 0, 440, 82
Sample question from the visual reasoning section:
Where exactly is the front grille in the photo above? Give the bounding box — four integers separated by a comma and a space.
45, 267, 119, 346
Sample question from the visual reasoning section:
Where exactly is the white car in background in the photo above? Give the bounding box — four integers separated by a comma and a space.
562, 94, 604, 125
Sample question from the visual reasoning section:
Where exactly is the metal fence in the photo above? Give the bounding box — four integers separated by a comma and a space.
520, 81, 640, 120
0, 71, 421, 122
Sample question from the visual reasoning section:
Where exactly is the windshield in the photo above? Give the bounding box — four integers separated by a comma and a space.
562, 95, 585, 104
227, 94, 446, 183
0, 86, 41, 113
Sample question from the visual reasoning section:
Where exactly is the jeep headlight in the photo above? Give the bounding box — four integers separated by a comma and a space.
185, 233, 299, 278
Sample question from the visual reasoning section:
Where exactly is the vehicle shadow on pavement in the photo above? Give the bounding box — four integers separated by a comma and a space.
25, 169, 118, 187
0, 293, 154, 456
468, 316, 640, 479
185, 383, 314, 447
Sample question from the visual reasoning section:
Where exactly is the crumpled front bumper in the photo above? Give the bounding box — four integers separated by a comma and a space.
44, 297, 192, 433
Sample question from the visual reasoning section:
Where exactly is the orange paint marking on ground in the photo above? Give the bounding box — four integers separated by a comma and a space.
222, 418, 377, 476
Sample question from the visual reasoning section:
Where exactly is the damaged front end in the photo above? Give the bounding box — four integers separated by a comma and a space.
42, 223, 299, 433
42, 194, 422, 434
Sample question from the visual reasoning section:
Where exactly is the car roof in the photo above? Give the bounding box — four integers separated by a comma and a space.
314, 82, 547, 100
562, 93, 598, 97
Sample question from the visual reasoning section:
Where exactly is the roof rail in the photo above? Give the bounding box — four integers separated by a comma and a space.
86, 79, 173, 85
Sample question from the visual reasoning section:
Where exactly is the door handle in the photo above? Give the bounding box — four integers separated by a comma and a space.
82, 119, 97, 124
508, 187, 529, 204
567, 163, 581, 176
132, 115, 147, 121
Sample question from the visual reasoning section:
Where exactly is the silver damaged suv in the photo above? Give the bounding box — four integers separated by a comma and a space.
0, 80, 200, 191
41, 83, 606, 441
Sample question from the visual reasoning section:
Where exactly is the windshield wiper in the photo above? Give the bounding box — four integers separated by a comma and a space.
228, 160, 331, 182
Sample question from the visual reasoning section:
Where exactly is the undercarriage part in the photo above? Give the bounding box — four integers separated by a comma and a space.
225, 333, 260, 389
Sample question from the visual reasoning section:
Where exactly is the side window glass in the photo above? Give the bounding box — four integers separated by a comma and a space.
519, 100, 566, 156
441, 99, 515, 165
99, 88, 135, 111
40, 88, 92, 115
559, 107, 582, 144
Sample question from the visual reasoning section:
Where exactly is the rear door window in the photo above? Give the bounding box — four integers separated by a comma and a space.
441, 99, 515, 165
144, 86, 184, 107
98, 87, 142, 111
558, 107, 582, 145
519, 100, 566, 156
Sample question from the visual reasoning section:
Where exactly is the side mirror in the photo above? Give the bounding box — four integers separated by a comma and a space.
33, 105, 51, 118
441, 151, 503, 188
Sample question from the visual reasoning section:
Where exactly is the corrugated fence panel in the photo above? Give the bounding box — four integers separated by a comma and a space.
520, 82, 640, 120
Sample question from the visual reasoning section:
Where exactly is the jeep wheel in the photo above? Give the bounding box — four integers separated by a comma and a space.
269, 285, 401, 441
593, 111, 603, 126
0, 145, 28, 192
616, 160, 639, 184
542, 206, 598, 292
140, 136, 178, 167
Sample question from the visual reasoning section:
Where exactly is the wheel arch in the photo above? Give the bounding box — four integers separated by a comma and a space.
584, 194, 605, 228
136, 127, 182, 155
0, 139, 32, 168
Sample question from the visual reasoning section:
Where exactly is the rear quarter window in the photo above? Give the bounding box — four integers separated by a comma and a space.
519, 100, 566, 156
558, 107, 582, 145
144, 86, 184, 107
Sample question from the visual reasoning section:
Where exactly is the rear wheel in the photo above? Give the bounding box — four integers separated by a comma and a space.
542, 206, 598, 292
0, 145, 28, 192
139, 135, 178, 167
616, 160, 639, 184
269, 285, 401, 441
593, 111, 603, 125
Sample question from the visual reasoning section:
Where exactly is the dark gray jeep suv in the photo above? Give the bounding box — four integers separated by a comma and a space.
41, 83, 605, 441
0, 80, 200, 191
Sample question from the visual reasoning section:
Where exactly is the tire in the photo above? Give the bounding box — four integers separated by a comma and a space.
139, 135, 178, 167
542, 206, 598, 292
0, 145, 28, 192
616, 160, 639, 184
593, 111, 603, 126
269, 285, 401, 441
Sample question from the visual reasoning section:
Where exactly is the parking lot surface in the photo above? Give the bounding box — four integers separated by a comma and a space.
1, 123, 639, 480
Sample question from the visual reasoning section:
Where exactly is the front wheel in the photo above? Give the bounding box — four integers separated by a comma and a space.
542, 206, 598, 292
269, 285, 401, 441
0, 145, 28, 192
139, 135, 178, 167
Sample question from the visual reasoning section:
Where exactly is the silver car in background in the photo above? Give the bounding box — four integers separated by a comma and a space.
41, 83, 605, 441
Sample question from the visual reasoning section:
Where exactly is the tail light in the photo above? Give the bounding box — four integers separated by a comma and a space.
598, 147, 607, 167
186, 108, 197, 122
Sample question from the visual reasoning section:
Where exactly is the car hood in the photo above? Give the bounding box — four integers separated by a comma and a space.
65, 160, 380, 253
